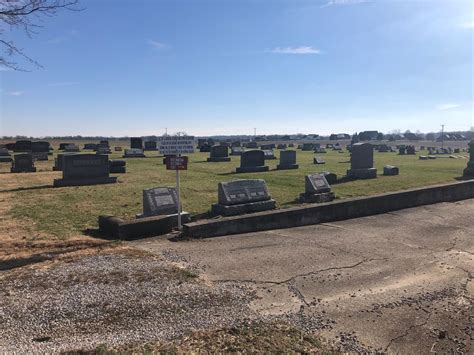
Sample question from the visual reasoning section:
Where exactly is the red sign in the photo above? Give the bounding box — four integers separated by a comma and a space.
166, 156, 188, 170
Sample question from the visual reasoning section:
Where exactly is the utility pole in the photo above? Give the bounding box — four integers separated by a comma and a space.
253, 128, 256, 141
441, 124, 445, 150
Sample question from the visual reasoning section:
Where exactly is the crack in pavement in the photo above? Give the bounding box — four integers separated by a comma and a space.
216, 257, 388, 286
384, 313, 432, 352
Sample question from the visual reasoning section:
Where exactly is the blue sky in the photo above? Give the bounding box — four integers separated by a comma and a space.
0, 0, 473, 137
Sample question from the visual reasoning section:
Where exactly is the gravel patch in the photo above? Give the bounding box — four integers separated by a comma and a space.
0, 250, 257, 353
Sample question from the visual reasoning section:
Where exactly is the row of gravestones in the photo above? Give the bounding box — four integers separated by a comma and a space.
139, 175, 336, 220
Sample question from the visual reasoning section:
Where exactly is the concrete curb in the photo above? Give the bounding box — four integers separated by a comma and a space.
183, 179, 474, 239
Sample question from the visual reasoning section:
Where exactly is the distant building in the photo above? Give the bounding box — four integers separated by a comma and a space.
330, 133, 351, 140
359, 131, 379, 141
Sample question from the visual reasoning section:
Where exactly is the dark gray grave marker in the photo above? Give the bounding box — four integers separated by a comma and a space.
299, 173, 335, 203
11, 153, 36, 173
277, 150, 298, 170
53, 154, 117, 187
236, 150, 268, 173
346, 143, 377, 179
211, 179, 276, 216
207, 145, 231, 162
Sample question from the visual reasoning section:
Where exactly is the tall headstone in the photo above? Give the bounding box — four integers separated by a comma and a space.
207, 145, 231, 162
130, 137, 143, 149
11, 153, 36, 173
347, 143, 377, 179
299, 173, 335, 203
53, 154, 117, 187
144, 141, 157, 151
211, 179, 276, 216
236, 150, 268, 173
302, 143, 313, 151
14, 140, 32, 152
463, 141, 474, 177
277, 150, 298, 170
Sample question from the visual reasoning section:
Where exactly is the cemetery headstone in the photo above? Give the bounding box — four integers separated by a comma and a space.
109, 160, 126, 174
0, 148, 13, 163
383, 165, 399, 176
277, 144, 287, 150
321, 171, 337, 185
247, 141, 258, 149
299, 173, 335, 203
65, 144, 80, 152
347, 142, 377, 179
262, 149, 276, 160
314, 147, 327, 154
11, 153, 36, 173
302, 143, 313, 151
84, 143, 97, 150
231, 141, 242, 148
406, 146, 416, 155
53, 153, 77, 171
53, 154, 117, 187
419, 155, 428, 160
211, 179, 276, 216
288, 143, 295, 148
207, 145, 231, 162
14, 140, 32, 152
130, 137, 143, 149
230, 147, 245, 156
114, 146, 123, 152
277, 150, 298, 170
144, 141, 158, 151
137, 187, 190, 221
236, 150, 268, 173
313, 156, 325, 164
398, 146, 406, 155
123, 148, 146, 158
199, 143, 211, 152
96, 144, 112, 154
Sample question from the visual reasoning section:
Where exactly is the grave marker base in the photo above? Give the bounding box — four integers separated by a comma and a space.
236, 166, 269, 173
211, 199, 276, 217
53, 176, 117, 187
11, 167, 36, 173
346, 168, 377, 179
276, 164, 299, 170
0, 157, 12, 163
207, 157, 231, 162
99, 213, 191, 240
299, 192, 335, 203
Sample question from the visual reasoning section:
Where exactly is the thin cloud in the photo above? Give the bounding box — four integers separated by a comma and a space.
148, 39, 167, 49
6, 91, 24, 96
459, 21, 474, 29
46, 30, 80, 44
436, 103, 460, 111
47, 82, 78, 87
322, 0, 369, 7
270, 46, 321, 54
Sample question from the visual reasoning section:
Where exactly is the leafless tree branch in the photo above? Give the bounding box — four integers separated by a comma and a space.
0, 0, 81, 70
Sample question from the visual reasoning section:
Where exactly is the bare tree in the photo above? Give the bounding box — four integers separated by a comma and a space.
0, 0, 80, 70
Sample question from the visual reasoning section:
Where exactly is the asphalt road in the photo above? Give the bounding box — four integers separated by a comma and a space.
134, 199, 474, 353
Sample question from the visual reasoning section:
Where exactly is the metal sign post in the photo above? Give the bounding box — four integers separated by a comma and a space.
176, 155, 182, 230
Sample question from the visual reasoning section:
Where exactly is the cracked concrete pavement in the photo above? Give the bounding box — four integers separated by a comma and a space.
133, 199, 474, 353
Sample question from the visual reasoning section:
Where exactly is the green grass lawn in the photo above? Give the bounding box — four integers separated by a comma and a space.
1, 148, 469, 238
